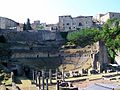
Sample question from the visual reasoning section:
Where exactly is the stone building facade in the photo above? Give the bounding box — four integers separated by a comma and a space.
45, 24, 58, 31
58, 15, 93, 31
0, 17, 18, 30
94, 12, 120, 24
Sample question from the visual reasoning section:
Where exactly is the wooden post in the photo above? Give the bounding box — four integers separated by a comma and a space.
35, 71, 38, 86
49, 69, 52, 84
92, 54, 95, 70
62, 68, 65, 81
38, 71, 41, 90
46, 78, 49, 90
11, 72, 14, 82
41, 70, 45, 90
56, 80, 59, 90
32, 70, 35, 84
56, 69, 58, 81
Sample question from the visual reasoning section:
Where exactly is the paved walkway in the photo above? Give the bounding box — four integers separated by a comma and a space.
16, 77, 38, 90
2, 72, 119, 90
52, 72, 120, 83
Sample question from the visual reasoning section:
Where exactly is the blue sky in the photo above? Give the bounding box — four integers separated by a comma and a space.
0, 0, 120, 24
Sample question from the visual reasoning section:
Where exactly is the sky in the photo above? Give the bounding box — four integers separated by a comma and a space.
0, 0, 120, 24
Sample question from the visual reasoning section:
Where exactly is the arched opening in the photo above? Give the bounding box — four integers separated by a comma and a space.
0, 35, 6, 43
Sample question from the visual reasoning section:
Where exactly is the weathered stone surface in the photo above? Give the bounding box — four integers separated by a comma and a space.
0, 30, 64, 42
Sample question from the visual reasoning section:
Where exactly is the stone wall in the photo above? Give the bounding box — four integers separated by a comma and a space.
11, 51, 59, 59
0, 30, 64, 42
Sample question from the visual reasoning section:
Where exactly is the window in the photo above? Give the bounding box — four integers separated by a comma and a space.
67, 23, 69, 25
51, 27, 53, 30
79, 22, 82, 26
30, 47, 33, 50
37, 55, 39, 58
69, 27, 71, 29
76, 28, 80, 30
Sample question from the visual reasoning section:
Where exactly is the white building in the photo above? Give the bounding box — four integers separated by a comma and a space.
94, 12, 120, 24
58, 15, 93, 31
73, 16, 93, 30
45, 24, 58, 31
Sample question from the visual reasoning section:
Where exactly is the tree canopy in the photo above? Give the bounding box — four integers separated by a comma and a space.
98, 19, 120, 62
67, 28, 99, 47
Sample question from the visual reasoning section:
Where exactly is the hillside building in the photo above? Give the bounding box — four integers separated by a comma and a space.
58, 15, 93, 31
0, 17, 18, 30
94, 12, 120, 24
45, 24, 58, 31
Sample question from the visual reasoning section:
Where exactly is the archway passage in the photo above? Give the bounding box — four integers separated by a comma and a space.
0, 35, 6, 43
13, 69, 18, 76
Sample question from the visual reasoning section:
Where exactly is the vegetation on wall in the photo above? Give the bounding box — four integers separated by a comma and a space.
36, 26, 44, 30
60, 32, 68, 40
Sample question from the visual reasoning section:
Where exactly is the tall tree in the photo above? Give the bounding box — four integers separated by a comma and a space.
98, 19, 120, 63
23, 23, 26, 31
26, 18, 32, 30
23, 18, 32, 30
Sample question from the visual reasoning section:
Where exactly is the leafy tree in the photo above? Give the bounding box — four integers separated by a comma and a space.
98, 19, 120, 63
67, 28, 99, 47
